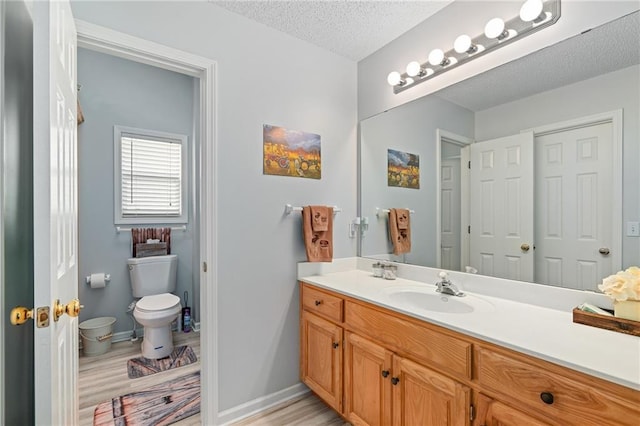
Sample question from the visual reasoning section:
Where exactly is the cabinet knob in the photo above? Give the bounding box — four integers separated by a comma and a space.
332, 342, 339, 349
314, 300, 322, 306
540, 392, 554, 405
391, 377, 400, 385
381, 370, 390, 378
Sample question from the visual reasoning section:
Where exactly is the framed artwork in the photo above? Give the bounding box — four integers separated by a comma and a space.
388, 149, 419, 189
263, 124, 321, 179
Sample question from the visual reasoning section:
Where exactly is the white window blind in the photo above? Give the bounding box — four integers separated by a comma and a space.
121, 134, 182, 217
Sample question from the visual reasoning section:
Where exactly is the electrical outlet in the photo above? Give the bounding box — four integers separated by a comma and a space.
627, 221, 640, 237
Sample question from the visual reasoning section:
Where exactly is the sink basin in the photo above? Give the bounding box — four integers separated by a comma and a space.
382, 286, 494, 314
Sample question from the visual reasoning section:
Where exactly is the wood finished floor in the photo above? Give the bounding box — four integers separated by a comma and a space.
79, 331, 201, 426
80, 331, 347, 425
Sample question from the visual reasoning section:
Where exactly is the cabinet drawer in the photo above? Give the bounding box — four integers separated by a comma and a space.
301, 283, 343, 323
477, 347, 640, 426
345, 301, 472, 380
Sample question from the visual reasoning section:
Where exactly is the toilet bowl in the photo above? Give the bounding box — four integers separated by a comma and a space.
127, 254, 180, 359
133, 293, 181, 359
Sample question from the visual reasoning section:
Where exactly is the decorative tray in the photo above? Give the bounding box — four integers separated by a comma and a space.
572, 308, 640, 337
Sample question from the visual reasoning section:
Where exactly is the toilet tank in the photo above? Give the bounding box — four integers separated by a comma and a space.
127, 254, 178, 297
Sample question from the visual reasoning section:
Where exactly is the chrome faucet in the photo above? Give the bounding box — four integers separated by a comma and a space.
436, 271, 465, 297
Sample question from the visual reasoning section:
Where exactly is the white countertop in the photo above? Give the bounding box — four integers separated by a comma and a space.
299, 265, 640, 391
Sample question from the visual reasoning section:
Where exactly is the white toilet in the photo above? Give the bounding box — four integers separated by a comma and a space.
127, 254, 181, 359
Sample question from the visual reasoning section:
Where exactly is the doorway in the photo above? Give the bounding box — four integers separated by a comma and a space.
75, 20, 218, 423
76, 46, 202, 423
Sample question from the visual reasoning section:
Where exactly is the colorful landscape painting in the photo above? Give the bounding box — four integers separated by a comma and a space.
388, 149, 420, 189
263, 124, 321, 179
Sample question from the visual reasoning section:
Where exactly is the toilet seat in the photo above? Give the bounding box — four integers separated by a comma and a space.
136, 293, 181, 312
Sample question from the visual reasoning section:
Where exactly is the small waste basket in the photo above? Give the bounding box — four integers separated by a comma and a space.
79, 317, 116, 356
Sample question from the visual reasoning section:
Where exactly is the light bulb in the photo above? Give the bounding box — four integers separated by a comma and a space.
387, 71, 402, 86
520, 0, 544, 22
454, 34, 476, 54
406, 61, 423, 77
428, 49, 446, 66
485, 18, 506, 39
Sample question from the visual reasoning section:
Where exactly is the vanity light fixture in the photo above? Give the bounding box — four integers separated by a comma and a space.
387, 0, 561, 94
520, 0, 548, 23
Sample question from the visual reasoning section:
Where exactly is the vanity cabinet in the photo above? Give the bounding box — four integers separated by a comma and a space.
476, 394, 551, 426
300, 311, 342, 412
344, 328, 470, 426
299, 282, 640, 426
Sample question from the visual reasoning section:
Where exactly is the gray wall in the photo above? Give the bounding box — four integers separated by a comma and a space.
1, 0, 35, 423
360, 95, 474, 266
77, 48, 197, 335
475, 65, 640, 270
71, 1, 358, 412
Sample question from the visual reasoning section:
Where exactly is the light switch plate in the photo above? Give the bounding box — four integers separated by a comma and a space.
627, 221, 640, 237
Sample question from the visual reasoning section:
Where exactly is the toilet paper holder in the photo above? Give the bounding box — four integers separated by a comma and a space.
85, 273, 111, 285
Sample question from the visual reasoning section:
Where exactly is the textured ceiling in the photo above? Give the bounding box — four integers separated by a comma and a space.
209, 0, 453, 61
435, 11, 640, 111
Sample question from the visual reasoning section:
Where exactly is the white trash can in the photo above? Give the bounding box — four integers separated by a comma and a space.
79, 317, 116, 357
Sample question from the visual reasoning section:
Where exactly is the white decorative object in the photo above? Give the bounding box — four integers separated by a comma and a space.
598, 266, 640, 321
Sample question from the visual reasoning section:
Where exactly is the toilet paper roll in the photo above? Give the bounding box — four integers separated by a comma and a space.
89, 273, 107, 289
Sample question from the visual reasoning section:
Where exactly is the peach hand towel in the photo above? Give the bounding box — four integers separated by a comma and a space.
302, 206, 333, 262
310, 205, 330, 231
389, 208, 411, 255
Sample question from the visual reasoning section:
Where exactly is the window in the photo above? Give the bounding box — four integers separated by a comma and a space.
114, 126, 188, 224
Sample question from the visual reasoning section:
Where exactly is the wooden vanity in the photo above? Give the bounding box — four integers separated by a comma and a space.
300, 281, 640, 426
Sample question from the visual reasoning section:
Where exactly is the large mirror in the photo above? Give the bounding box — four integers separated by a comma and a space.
359, 11, 640, 291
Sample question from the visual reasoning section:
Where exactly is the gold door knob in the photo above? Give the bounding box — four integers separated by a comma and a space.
10, 307, 34, 326
53, 299, 83, 322
66, 299, 83, 317
521, 243, 531, 252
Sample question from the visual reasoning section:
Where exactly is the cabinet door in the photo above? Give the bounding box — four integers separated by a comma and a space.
300, 311, 343, 412
344, 332, 393, 426
476, 394, 552, 426
392, 356, 470, 426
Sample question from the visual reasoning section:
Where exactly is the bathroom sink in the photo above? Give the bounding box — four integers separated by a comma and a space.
382, 286, 494, 314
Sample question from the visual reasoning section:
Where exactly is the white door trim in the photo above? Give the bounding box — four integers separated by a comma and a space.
523, 109, 623, 274
75, 20, 219, 424
435, 129, 473, 271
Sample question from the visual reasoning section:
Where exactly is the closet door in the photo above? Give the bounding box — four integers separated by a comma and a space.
534, 122, 614, 290
469, 132, 534, 281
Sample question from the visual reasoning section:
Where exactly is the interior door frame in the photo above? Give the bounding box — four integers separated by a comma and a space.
75, 20, 219, 424
435, 129, 473, 271
522, 109, 623, 275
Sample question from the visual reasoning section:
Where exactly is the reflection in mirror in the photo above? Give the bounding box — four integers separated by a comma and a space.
359, 11, 640, 291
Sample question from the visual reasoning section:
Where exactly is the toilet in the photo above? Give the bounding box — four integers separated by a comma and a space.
127, 254, 181, 359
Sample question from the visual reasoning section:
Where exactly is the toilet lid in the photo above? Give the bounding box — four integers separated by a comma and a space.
136, 293, 180, 311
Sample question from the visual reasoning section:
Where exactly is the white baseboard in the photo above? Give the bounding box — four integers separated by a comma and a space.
217, 383, 310, 425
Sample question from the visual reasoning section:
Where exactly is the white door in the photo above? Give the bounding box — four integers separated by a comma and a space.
440, 158, 461, 271
33, 1, 79, 423
535, 122, 613, 290
470, 132, 534, 281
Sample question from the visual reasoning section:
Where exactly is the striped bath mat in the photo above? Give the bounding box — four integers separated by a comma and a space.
93, 371, 200, 426
127, 345, 197, 379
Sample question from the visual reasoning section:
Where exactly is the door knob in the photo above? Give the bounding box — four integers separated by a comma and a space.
53, 298, 83, 322
599, 247, 610, 255
10, 306, 50, 328
10, 307, 34, 326
521, 243, 531, 252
